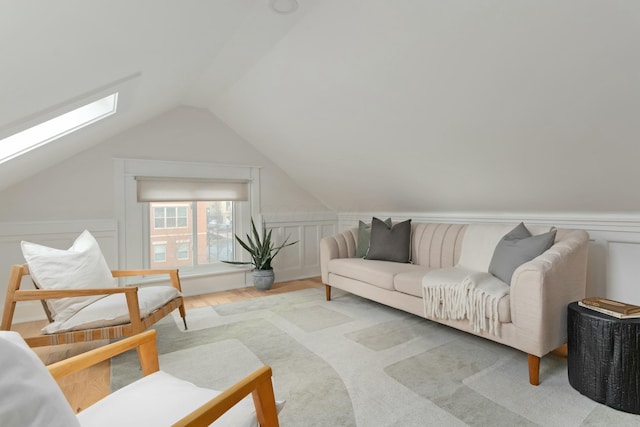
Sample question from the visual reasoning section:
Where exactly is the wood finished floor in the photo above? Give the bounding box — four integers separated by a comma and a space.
11, 276, 323, 413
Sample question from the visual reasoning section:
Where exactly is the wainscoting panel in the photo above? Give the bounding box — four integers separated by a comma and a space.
607, 241, 640, 304
263, 212, 337, 283
304, 224, 320, 269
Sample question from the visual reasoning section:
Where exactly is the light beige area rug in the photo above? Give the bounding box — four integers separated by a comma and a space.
111, 287, 639, 426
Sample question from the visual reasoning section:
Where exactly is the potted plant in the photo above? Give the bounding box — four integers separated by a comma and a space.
223, 219, 298, 290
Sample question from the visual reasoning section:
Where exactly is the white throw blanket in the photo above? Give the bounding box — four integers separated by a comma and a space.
422, 268, 509, 336
422, 224, 516, 336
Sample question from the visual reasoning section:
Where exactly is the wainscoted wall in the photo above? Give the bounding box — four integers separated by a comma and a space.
3, 212, 640, 324
262, 212, 338, 282
338, 212, 640, 306
0, 213, 336, 324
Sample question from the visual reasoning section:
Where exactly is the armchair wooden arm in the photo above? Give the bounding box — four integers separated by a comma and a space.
173, 365, 279, 427
111, 269, 182, 291
47, 330, 280, 427
48, 329, 160, 380
12, 286, 138, 302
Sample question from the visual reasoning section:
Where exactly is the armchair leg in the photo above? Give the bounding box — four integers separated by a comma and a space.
179, 304, 188, 330
528, 354, 540, 386
325, 285, 331, 301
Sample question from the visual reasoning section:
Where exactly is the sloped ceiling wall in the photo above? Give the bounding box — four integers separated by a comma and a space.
204, 1, 640, 213
1, 1, 639, 214
0, 0, 258, 190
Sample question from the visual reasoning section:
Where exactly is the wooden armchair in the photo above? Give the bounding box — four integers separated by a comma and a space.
1, 264, 187, 347
0, 329, 280, 426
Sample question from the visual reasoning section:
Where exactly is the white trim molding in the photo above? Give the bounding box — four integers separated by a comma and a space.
337, 211, 640, 232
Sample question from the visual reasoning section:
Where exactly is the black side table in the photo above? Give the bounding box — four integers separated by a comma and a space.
567, 302, 640, 414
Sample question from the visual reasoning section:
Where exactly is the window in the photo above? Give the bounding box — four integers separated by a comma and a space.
115, 158, 259, 273
176, 241, 190, 260
154, 206, 188, 229
0, 93, 118, 164
148, 201, 235, 269
153, 243, 166, 263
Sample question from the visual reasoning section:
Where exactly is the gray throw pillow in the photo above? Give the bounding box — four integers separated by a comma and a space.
365, 218, 412, 263
489, 222, 557, 285
356, 218, 391, 258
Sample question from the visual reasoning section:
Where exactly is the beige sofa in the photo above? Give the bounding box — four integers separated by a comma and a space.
320, 222, 589, 385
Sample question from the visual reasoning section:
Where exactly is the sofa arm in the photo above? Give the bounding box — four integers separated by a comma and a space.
320, 228, 358, 283
509, 229, 589, 356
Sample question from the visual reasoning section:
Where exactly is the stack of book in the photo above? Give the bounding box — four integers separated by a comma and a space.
578, 297, 640, 319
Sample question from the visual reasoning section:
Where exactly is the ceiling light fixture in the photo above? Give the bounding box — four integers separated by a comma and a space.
269, 0, 299, 14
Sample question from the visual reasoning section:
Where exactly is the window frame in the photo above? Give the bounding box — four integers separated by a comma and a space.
153, 205, 189, 230
153, 242, 167, 263
176, 239, 190, 261
0, 93, 118, 165
115, 158, 260, 274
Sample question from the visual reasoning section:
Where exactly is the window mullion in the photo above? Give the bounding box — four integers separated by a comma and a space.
191, 201, 198, 267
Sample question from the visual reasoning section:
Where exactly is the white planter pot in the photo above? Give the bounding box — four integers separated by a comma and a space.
253, 269, 275, 291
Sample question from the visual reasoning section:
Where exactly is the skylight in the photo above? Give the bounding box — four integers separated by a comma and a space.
0, 93, 118, 164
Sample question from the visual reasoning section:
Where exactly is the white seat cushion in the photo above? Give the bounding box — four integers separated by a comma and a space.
329, 258, 426, 290
77, 371, 275, 427
21, 230, 117, 322
0, 331, 81, 427
43, 286, 180, 333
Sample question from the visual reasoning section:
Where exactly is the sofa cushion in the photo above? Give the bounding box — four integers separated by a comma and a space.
356, 218, 391, 258
489, 223, 557, 285
329, 258, 424, 290
366, 218, 412, 263
457, 223, 519, 272
393, 271, 511, 323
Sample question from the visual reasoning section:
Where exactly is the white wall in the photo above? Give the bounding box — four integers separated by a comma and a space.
0, 106, 328, 221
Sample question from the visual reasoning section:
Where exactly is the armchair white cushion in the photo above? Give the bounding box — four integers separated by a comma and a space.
77, 371, 270, 427
42, 286, 180, 333
21, 230, 116, 322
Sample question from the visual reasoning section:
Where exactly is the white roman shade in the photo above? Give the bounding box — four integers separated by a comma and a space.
135, 177, 249, 202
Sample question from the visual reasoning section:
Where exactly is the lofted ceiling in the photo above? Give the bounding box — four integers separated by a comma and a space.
2, 0, 640, 213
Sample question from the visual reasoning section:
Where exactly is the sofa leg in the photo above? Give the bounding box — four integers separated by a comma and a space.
528, 354, 540, 386
325, 284, 331, 301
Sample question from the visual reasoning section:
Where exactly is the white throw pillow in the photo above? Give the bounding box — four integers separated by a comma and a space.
43, 286, 181, 333
0, 331, 81, 427
21, 230, 116, 323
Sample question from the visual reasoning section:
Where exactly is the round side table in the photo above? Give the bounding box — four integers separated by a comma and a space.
567, 302, 640, 414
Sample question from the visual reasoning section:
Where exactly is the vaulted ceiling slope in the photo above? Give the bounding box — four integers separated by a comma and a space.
2, 1, 640, 213
0, 0, 286, 190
